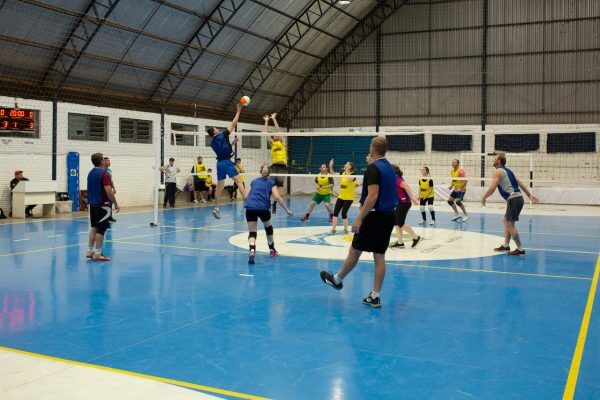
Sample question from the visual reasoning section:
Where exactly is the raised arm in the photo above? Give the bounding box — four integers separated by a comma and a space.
270, 113, 280, 133
227, 103, 243, 133
328, 159, 338, 175
264, 115, 274, 145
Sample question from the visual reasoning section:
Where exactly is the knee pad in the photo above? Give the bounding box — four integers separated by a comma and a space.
455, 200, 463, 207
428, 205, 435, 211
265, 225, 274, 236
419, 206, 426, 212
248, 232, 257, 240
447, 200, 455, 206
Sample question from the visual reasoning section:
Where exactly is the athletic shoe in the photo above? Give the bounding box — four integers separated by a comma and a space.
462, 215, 469, 222
200, 199, 207, 203
430, 221, 436, 227
494, 245, 510, 252
212, 208, 221, 219
411, 236, 421, 248
508, 249, 526, 256
92, 254, 111, 261
330, 229, 337, 235
329, 215, 333, 223
320, 271, 343, 290
391, 242, 405, 249
108, 217, 117, 223
342, 228, 349, 234
270, 249, 278, 257
85, 252, 93, 259
248, 255, 255, 265
163, 203, 168, 208
300, 215, 309, 222
362, 294, 381, 308
193, 199, 198, 203
451, 214, 461, 221
418, 220, 426, 226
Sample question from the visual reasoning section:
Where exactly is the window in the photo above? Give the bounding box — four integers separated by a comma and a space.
387, 134, 425, 152
204, 126, 228, 147
432, 134, 472, 152
171, 123, 197, 146
495, 134, 539, 152
68, 113, 108, 141
547, 132, 596, 153
120, 118, 152, 144
242, 129, 261, 149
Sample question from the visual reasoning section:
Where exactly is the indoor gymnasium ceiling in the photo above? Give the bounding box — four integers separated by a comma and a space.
0, 0, 378, 120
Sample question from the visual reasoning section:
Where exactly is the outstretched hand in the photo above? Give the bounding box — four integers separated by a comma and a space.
263, 115, 269, 122
236, 103, 244, 113
287, 209, 294, 217
270, 112, 277, 119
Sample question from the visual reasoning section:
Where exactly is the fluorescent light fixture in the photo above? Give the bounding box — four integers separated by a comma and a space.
339, 0, 351, 4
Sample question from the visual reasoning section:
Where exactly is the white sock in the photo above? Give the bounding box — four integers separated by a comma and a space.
88, 247, 93, 253
333, 274, 342, 285
371, 291, 380, 299
503, 242, 509, 247
94, 248, 102, 255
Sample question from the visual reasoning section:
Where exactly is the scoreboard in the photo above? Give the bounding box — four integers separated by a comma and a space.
0, 107, 37, 132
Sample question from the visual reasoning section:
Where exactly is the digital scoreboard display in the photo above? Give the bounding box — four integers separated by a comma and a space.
0, 107, 36, 132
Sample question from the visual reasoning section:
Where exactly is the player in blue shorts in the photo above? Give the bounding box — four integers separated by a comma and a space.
206, 103, 247, 219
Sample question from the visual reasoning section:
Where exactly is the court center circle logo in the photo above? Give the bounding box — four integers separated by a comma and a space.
229, 226, 504, 262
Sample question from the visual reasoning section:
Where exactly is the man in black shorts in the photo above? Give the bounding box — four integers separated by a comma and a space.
86, 153, 119, 261
320, 136, 398, 308
481, 154, 539, 256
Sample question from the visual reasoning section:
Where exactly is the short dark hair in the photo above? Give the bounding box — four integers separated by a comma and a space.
371, 136, 388, 156
422, 166, 430, 174
103, 157, 110, 160
236, 158, 242, 162
91, 153, 104, 167
208, 168, 212, 172
496, 153, 507, 165
206, 127, 217, 136
169, 157, 175, 161
453, 159, 460, 165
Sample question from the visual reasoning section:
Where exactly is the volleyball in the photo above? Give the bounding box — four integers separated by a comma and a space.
240, 95, 251, 107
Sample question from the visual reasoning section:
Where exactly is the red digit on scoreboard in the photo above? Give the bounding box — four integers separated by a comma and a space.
29, 123, 34, 129
0, 109, 5, 116
1, 121, 7, 128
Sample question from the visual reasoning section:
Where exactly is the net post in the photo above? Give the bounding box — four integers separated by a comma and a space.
150, 107, 163, 227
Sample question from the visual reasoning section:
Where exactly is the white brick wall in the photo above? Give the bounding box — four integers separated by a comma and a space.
0, 96, 264, 211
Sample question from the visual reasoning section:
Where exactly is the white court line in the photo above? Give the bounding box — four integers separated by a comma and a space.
127, 226, 141, 229
47, 234, 63, 238
13, 238, 30, 242
524, 248, 599, 255
239, 274, 254, 277
77, 231, 89, 235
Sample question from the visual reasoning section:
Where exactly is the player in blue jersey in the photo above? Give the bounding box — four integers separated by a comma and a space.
481, 153, 539, 256
245, 164, 293, 264
87, 153, 119, 261
206, 103, 247, 219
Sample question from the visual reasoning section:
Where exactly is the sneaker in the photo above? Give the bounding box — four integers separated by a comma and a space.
329, 215, 333, 223
330, 229, 337, 235
430, 221, 436, 227
320, 271, 343, 290
494, 245, 510, 252
193, 199, 198, 203
411, 236, 421, 248
300, 215, 309, 222
200, 199, 207, 203
508, 249, 526, 256
362, 294, 381, 308
462, 215, 469, 222
418, 220, 426, 226
212, 208, 221, 219
85, 252, 93, 259
248, 250, 255, 265
451, 214, 461, 221
391, 242, 405, 249
92, 254, 111, 261
163, 204, 168, 208
108, 217, 117, 223
269, 249, 278, 257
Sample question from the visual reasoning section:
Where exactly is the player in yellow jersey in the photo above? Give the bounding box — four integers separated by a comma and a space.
206, 168, 216, 201
418, 166, 436, 226
191, 156, 208, 203
265, 113, 288, 214
448, 159, 469, 222
328, 159, 361, 234
300, 163, 334, 223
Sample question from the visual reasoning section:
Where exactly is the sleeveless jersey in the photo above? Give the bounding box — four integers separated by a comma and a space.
419, 178, 434, 199
236, 165, 245, 183
206, 175, 212, 186
316, 174, 332, 195
451, 168, 467, 190
194, 163, 207, 179
497, 166, 522, 200
338, 172, 356, 201
270, 140, 287, 165
359, 158, 397, 213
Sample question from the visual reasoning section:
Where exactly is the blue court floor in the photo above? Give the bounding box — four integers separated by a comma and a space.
0, 199, 599, 399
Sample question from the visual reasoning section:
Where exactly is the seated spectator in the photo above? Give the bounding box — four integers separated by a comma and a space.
206, 168, 217, 201
10, 170, 35, 217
